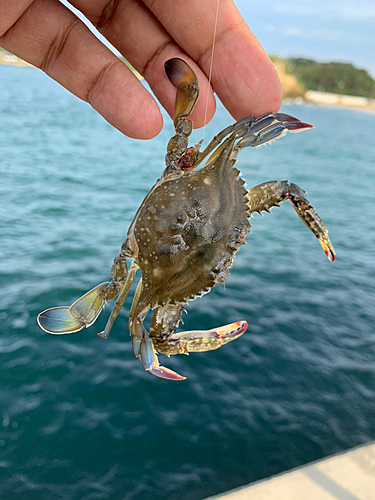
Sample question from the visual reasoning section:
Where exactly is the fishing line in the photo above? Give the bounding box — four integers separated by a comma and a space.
202, 0, 220, 144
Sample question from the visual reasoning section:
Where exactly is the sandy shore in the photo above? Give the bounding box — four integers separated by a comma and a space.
274, 60, 375, 113
0, 52, 33, 68
285, 95, 375, 113
304, 90, 375, 112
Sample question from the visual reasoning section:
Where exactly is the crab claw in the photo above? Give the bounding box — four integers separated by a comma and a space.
191, 320, 248, 349
132, 333, 186, 381
154, 321, 248, 356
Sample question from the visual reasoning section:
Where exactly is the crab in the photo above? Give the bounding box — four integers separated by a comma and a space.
37, 58, 335, 381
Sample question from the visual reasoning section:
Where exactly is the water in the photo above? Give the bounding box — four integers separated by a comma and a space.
0, 65, 374, 500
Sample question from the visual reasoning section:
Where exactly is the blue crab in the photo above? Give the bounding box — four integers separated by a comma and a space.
38, 58, 335, 380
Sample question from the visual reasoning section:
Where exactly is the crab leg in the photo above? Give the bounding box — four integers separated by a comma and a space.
164, 57, 313, 172
165, 58, 199, 128
164, 58, 313, 170
129, 281, 186, 380
37, 282, 109, 334
38, 250, 131, 334
98, 262, 138, 339
164, 58, 199, 174
199, 113, 313, 169
248, 180, 335, 261
134, 330, 187, 381
194, 117, 253, 169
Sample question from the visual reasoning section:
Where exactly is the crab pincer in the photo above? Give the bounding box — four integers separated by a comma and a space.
154, 321, 248, 358
38, 58, 334, 380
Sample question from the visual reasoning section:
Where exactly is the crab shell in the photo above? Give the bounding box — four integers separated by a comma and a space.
124, 150, 250, 310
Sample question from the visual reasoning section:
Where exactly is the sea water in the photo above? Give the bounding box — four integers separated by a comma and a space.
0, 65, 374, 500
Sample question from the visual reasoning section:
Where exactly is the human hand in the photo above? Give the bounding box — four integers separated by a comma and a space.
0, 0, 282, 139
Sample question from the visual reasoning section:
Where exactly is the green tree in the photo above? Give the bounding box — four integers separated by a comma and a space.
285, 58, 375, 98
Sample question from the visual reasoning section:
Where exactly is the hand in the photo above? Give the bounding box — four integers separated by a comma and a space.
0, 0, 282, 139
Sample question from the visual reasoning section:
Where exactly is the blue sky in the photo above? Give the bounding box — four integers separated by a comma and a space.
234, 0, 375, 77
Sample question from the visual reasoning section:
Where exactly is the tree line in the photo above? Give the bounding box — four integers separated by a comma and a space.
284, 58, 375, 98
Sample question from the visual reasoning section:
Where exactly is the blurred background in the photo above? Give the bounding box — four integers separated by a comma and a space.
0, 1, 374, 499
236, 0, 375, 77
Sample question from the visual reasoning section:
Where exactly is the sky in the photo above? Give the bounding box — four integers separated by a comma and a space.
234, 0, 375, 77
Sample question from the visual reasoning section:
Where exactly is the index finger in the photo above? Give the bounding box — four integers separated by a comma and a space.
0, 0, 163, 139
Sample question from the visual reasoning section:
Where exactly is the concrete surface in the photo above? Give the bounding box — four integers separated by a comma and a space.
206, 441, 375, 500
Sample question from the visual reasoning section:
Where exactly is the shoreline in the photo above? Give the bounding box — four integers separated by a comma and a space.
0, 54, 33, 68
284, 95, 375, 114
303, 90, 375, 113
1, 58, 375, 114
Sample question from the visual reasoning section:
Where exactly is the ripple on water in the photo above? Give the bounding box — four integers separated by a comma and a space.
0, 66, 375, 500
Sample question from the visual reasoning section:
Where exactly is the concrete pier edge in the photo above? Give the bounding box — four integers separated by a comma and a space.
205, 441, 375, 500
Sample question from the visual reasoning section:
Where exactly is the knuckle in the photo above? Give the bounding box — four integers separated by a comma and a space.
40, 17, 80, 73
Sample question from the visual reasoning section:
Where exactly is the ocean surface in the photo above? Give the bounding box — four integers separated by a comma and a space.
0, 65, 374, 500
